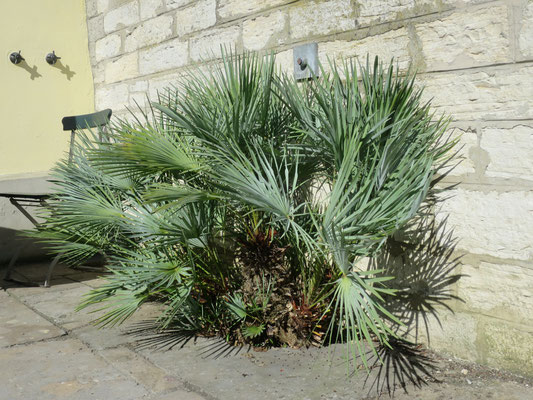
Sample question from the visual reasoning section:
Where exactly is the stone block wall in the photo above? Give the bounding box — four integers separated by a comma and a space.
84, 0, 533, 376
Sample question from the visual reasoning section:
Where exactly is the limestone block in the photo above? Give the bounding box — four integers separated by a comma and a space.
275, 49, 293, 75
459, 262, 533, 322
89, 39, 97, 67
166, 0, 194, 10
519, 2, 533, 60
129, 91, 149, 108
148, 72, 184, 99
243, 10, 288, 51
416, 310, 479, 361
176, 0, 217, 37
124, 14, 174, 52
357, 0, 416, 27
88, 15, 106, 43
139, 38, 188, 74
129, 80, 149, 92
480, 125, 533, 181
289, 0, 356, 40
148, 62, 220, 100
190, 26, 241, 62
95, 83, 130, 111
444, 127, 477, 176
98, 0, 110, 14
140, 0, 165, 20
418, 64, 533, 121
218, 0, 290, 20
436, 189, 533, 261
358, 0, 483, 25
353, 257, 371, 272
86, 0, 99, 18
418, 0, 487, 9
416, 6, 511, 71
318, 28, 411, 72
109, 0, 137, 8
482, 320, 533, 374
105, 52, 139, 84
93, 63, 105, 85
95, 34, 122, 62
104, 1, 140, 33
439, 0, 488, 5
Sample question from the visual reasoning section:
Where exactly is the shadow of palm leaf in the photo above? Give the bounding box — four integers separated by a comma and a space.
196, 338, 249, 359
364, 337, 439, 397
377, 213, 463, 342
125, 319, 196, 351
125, 319, 247, 358
363, 195, 463, 395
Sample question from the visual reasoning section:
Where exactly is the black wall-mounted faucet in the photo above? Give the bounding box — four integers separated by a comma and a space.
9, 51, 24, 65
45, 51, 61, 65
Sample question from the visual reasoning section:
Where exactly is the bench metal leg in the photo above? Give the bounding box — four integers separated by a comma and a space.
43, 254, 61, 288
1, 195, 65, 288
3, 247, 61, 288
3, 246, 22, 281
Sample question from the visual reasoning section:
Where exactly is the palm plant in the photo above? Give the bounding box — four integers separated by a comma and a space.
35, 52, 453, 370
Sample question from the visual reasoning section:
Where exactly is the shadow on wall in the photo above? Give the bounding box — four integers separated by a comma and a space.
0, 227, 52, 266
0, 176, 55, 264
52, 60, 76, 81
15, 60, 42, 80
12, 59, 76, 81
364, 192, 464, 395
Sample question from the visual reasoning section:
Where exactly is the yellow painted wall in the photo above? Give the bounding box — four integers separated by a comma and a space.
0, 0, 94, 177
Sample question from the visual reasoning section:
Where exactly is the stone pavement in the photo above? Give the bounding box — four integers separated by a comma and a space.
1, 262, 532, 400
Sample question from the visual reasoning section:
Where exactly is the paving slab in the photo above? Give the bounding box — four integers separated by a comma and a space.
2, 269, 75, 289
3, 262, 105, 287
7, 282, 105, 330
148, 390, 208, 400
100, 346, 183, 394
7, 279, 89, 295
389, 381, 532, 400
2, 264, 532, 400
5, 262, 82, 280
73, 302, 165, 351
67, 273, 107, 288
0, 338, 148, 400
0, 291, 65, 347
138, 337, 533, 400
139, 337, 376, 400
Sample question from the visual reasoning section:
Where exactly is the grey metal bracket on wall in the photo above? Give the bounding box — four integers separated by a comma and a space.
293, 43, 319, 80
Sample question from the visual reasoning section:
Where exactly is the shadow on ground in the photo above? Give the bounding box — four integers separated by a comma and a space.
2, 260, 531, 400
1, 260, 105, 290
118, 213, 462, 398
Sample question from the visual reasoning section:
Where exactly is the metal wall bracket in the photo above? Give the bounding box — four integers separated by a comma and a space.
293, 43, 319, 80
